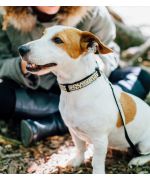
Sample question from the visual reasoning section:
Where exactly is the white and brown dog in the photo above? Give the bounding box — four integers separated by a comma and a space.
19, 25, 150, 174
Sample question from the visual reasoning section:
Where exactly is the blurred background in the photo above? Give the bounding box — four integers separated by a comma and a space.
108, 7, 150, 68
112, 7, 150, 27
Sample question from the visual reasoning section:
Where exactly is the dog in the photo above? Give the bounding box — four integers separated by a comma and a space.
18, 25, 150, 174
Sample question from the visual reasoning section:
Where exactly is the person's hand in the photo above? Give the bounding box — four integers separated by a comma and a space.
21, 60, 28, 75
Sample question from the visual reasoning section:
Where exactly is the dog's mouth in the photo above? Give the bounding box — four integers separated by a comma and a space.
26, 62, 57, 72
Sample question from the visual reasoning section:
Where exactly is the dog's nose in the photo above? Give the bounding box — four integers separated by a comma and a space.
18, 45, 30, 57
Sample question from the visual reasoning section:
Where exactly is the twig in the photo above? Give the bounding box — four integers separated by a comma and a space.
107, 7, 124, 23
0, 135, 21, 145
1, 153, 22, 159
128, 38, 150, 66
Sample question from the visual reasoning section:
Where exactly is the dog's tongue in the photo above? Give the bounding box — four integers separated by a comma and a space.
26, 62, 57, 72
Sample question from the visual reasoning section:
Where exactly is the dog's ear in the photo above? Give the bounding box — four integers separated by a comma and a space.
80, 31, 113, 54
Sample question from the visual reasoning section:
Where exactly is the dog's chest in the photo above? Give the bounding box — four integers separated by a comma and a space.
59, 96, 91, 142
59, 93, 92, 127
59, 88, 100, 123
59, 85, 116, 139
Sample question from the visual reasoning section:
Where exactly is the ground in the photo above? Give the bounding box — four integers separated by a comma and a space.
0, 133, 150, 174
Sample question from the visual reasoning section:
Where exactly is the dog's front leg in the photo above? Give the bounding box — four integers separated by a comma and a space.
67, 129, 86, 167
92, 135, 108, 174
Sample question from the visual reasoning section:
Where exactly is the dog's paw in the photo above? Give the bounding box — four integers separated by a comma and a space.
129, 154, 150, 168
66, 156, 84, 167
128, 157, 146, 167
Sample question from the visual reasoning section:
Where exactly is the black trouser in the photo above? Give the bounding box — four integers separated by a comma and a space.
0, 79, 61, 120
0, 79, 16, 119
109, 67, 150, 100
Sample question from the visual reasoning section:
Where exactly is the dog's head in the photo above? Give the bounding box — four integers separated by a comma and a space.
18, 25, 112, 74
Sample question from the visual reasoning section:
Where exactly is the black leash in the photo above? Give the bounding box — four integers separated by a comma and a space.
101, 65, 150, 157
108, 81, 141, 157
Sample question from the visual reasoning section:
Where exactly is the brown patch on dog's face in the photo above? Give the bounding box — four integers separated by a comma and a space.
116, 92, 136, 128
52, 29, 82, 59
52, 29, 113, 59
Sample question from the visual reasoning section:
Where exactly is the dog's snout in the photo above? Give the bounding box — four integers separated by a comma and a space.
18, 45, 30, 57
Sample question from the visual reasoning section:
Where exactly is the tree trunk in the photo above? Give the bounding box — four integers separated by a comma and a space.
114, 20, 147, 51
107, 7, 147, 51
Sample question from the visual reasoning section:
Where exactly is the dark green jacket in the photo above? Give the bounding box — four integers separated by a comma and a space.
0, 6, 117, 90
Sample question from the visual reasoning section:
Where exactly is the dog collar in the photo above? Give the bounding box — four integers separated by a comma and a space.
59, 67, 101, 92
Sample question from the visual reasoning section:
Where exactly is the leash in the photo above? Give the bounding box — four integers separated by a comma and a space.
102, 71, 149, 157
106, 78, 141, 157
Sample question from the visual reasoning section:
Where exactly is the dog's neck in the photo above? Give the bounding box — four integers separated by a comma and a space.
53, 53, 104, 85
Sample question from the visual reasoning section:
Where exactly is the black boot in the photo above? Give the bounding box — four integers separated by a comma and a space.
21, 112, 68, 147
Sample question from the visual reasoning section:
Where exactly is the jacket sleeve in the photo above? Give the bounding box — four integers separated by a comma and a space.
0, 17, 40, 89
90, 7, 120, 77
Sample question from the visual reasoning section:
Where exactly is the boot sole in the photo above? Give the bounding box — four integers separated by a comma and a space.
21, 120, 34, 147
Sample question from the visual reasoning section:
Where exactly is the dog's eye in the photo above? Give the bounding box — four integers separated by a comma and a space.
52, 37, 64, 44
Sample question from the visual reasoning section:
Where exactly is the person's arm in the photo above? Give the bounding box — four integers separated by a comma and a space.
90, 7, 120, 77
0, 16, 40, 89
